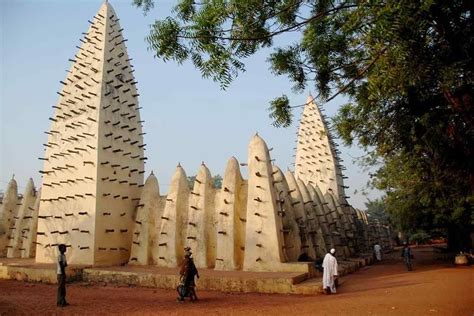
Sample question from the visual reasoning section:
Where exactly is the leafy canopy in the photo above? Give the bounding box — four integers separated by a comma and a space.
187, 174, 223, 189
365, 198, 390, 225
135, 0, 473, 248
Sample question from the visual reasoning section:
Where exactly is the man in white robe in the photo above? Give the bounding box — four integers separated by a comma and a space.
374, 243, 382, 261
322, 248, 338, 294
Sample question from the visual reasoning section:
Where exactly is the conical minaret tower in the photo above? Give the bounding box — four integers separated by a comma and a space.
294, 95, 346, 201
35, 1, 145, 265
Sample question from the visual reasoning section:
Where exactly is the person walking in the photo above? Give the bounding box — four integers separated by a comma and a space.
177, 247, 200, 302
374, 243, 382, 261
56, 244, 68, 307
401, 243, 413, 271
322, 248, 338, 294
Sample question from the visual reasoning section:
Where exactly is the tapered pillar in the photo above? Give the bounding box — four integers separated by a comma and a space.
129, 172, 163, 265
7, 179, 37, 258
0, 177, 19, 257
36, 2, 144, 265
215, 157, 247, 270
22, 189, 41, 258
284, 171, 316, 259
243, 135, 286, 272
185, 163, 216, 268
294, 95, 346, 202
272, 167, 301, 261
156, 165, 190, 267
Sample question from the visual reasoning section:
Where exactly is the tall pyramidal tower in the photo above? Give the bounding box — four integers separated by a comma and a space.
294, 96, 346, 201
35, 1, 145, 266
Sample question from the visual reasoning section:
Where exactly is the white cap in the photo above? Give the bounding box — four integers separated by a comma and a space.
330, 248, 336, 254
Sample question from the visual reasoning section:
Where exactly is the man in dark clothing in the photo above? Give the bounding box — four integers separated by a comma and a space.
298, 252, 323, 272
297, 252, 313, 262
401, 243, 413, 271
177, 247, 199, 302
57, 244, 68, 307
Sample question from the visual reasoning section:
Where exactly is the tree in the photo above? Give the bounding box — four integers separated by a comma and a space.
372, 150, 472, 250
212, 174, 223, 189
365, 198, 389, 224
187, 174, 223, 189
186, 175, 196, 190
135, 0, 473, 250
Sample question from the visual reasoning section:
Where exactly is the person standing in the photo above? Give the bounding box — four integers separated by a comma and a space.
374, 243, 382, 261
57, 244, 68, 307
401, 243, 413, 271
322, 248, 339, 294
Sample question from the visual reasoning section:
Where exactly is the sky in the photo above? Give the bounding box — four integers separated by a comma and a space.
0, 0, 381, 209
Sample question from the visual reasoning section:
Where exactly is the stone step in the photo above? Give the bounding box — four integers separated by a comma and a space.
292, 275, 351, 295
292, 277, 324, 295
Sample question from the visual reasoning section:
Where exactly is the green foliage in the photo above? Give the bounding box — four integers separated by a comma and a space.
268, 95, 293, 128
409, 230, 431, 245
212, 174, 223, 189
186, 175, 196, 190
372, 149, 472, 244
142, 0, 280, 89
136, 0, 473, 249
365, 198, 390, 224
187, 174, 223, 189
132, 0, 154, 14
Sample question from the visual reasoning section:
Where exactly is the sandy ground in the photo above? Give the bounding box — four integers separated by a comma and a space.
0, 247, 473, 315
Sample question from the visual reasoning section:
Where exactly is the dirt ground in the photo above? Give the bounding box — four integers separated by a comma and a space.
0, 247, 473, 315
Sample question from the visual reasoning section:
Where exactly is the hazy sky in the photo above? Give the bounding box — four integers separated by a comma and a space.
0, 0, 381, 208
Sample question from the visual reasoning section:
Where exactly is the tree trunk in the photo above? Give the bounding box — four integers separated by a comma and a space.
447, 224, 472, 252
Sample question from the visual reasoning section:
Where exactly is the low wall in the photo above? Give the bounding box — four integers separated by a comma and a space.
0, 264, 84, 284
83, 268, 305, 294
0, 256, 373, 294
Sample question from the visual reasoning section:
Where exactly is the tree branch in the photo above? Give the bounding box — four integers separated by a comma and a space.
289, 47, 388, 109
176, 4, 361, 42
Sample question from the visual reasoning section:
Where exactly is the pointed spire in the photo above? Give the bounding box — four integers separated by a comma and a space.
36, 2, 145, 266
294, 95, 346, 201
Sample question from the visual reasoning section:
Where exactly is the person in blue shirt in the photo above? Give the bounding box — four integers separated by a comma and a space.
401, 243, 413, 271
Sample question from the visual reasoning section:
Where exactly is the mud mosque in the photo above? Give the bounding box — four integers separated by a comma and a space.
0, 2, 392, 292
